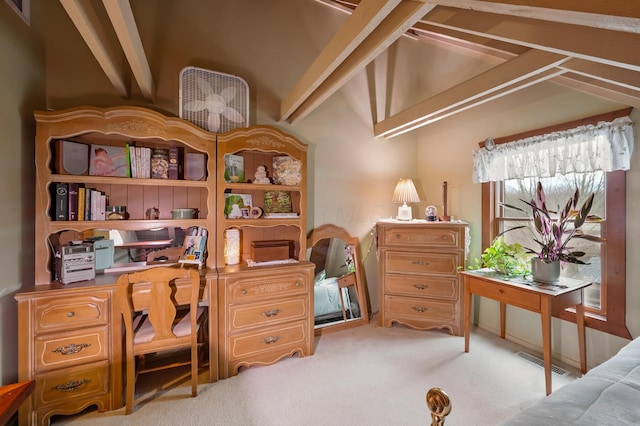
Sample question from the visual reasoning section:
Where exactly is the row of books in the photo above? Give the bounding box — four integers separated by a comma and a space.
178, 226, 208, 266
88, 143, 180, 179
51, 182, 108, 221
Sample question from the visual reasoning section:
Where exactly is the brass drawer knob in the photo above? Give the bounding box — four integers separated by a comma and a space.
412, 306, 427, 313
54, 378, 90, 392
53, 342, 90, 355
262, 309, 281, 318
414, 284, 429, 290
263, 336, 280, 345
66, 311, 75, 318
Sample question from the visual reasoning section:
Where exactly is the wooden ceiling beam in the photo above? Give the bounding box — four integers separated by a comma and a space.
422, 7, 640, 72
287, 1, 436, 124
374, 49, 569, 137
102, 0, 155, 102
554, 73, 640, 109
281, 0, 402, 121
59, 0, 129, 98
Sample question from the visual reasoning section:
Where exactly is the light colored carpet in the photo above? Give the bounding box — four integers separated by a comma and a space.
53, 319, 580, 425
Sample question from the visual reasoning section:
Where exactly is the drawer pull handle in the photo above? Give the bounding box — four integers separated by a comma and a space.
263, 336, 280, 345
53, 343, 91, 355
66, 311, 75, 318
262, 309, 281, 318
296, 281, 301, 287
54, 378, 90, 393
412, 306, 428, 313
241, 289, 247, 295
498, 289, 504, 294
414, 284, 429, 290
412, 260, 430, 266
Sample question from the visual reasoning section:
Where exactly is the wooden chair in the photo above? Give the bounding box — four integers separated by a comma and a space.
116, 266, 206, 414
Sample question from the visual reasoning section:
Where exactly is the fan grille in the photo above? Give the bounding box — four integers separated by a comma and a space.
179, 66, 249, 133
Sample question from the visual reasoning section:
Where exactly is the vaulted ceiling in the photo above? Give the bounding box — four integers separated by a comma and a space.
59, 0, 640, 138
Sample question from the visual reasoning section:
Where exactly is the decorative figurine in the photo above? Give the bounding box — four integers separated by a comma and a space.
253, 165, 271, 184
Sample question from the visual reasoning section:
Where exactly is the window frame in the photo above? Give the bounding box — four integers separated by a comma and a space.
480, 109, 632, 340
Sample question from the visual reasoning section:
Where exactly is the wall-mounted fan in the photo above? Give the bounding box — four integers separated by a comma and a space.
179, 66, 249, 133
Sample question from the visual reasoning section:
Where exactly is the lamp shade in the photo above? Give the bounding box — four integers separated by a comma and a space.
392, 178, 420, 220
392, 178, 420, 204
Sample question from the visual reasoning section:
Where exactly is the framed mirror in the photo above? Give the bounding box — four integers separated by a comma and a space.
307, 224, 370, 335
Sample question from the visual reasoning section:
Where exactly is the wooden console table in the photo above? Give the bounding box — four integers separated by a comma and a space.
460, 270, 591, 395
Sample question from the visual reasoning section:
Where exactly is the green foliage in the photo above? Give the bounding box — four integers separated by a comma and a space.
470, 236, 532, 277
500, 181, 604, 264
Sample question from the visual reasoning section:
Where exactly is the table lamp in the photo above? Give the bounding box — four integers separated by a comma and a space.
392, 178, 420, 220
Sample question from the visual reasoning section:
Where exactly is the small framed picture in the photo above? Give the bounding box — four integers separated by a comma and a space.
241, 208, 251, 219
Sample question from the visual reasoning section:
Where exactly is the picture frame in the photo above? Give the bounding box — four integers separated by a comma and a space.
89, 144, 130, 177
224, 193, 252, 218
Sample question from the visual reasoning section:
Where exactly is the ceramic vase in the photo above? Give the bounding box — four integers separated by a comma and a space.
531, 258, 560, 283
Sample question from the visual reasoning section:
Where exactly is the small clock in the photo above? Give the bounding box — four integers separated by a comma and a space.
484, 137, 495, 151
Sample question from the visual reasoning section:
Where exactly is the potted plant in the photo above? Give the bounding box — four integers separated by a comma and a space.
502, 181, 604, 283
469, 236, 532, 278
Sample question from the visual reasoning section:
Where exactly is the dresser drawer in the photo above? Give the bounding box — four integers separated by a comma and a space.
228, 321, 308, 360
227, 273, 308, 303
385, 274, 458, 299
468, 279, 541, 311
385, 251, 461, 275
384, 295, 457, 321
34, 292, 109, 333
34, 360, 110, 407
35, 327, 108, 372
229, 297, 308, 331
380, 225, 463, 249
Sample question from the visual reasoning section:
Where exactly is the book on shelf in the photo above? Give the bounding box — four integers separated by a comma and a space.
52, 182, 68, 221
89, 144, 129, 177
168, 146, 181, 180
129, 143, 137, 178
224, 193, 252, 218
264, 190, 293, 214
67, 183, 79, 221
77, 186, 85, 221
178, 226, 207, 266
224, 154, 244, 183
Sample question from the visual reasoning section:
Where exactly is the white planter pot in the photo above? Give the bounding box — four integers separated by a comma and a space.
531, 258, 560, 283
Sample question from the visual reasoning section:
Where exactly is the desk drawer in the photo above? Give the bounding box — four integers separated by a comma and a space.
469, 280, 540, 311
227, 273, 308, 303
229, 321, 308, 360
34, 360, 109, 407
34, 293, 109, 333
384, 295, 456, 321
385, 274, 458, 299
385, 252, 460, 275
35, 327, 108, 372
229, 297, 307, 331
380, 225, 463, 249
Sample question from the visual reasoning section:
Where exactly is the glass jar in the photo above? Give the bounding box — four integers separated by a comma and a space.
151, 149, 169, 179
106, 205, 127, 220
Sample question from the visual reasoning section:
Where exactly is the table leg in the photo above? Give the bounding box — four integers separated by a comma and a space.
499, 302, 506, 339
540, 296, 552, 395
576, 302, 587, 374
464, 278, 471, 353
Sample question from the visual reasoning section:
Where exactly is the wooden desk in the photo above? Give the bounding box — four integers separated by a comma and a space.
460, 270, 591, 395
0, 380, 34, 425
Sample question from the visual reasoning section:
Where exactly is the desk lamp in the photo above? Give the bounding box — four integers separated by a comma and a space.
392, 178, 420, 221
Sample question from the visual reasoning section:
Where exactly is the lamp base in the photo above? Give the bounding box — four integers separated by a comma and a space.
397, 203, 412, 221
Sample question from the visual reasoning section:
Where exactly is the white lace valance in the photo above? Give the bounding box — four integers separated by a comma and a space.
472, 116, 634, 183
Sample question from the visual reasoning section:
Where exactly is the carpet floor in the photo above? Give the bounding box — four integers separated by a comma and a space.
53, 318, 580, 425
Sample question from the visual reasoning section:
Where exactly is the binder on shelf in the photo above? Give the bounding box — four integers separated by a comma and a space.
52, 182, 68, 221
67, 183, 79, 221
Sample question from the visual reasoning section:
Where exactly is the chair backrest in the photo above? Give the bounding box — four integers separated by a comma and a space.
116, 266, 201, 352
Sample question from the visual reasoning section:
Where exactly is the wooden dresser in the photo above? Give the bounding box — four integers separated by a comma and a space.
217, 262, 314, 379
15, 285, 122, 426
376, 220, 467, 335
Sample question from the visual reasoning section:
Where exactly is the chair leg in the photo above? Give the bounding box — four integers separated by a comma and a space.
191, 344, 198, 397
125, 354, 136, 414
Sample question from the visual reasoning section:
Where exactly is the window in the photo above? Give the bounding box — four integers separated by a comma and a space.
476, 109, 633, 339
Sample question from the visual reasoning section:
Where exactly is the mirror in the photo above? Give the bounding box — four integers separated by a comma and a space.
307, 224, 370, 334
